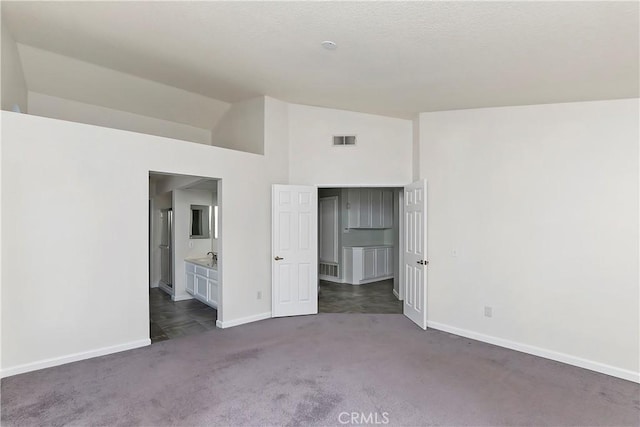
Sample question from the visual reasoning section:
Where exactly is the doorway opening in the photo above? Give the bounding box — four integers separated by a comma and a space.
317, 187, 403, 314
148, 172, 221, 343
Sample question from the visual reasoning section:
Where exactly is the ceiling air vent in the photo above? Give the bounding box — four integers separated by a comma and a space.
333, 135, 357, 146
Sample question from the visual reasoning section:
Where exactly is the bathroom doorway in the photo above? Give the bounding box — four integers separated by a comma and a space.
148, 172, 221, 342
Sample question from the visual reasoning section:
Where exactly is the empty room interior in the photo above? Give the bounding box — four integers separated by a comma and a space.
1, 2, 638, 426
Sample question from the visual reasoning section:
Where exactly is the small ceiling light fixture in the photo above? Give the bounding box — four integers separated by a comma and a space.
321, 40, 337, 50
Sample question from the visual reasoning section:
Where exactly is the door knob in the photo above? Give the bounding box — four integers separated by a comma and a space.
417, 260, 423, 265
274, 256, 284, 261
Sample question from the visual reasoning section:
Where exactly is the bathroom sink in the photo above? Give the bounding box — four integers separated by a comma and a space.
187, 258, 217, 269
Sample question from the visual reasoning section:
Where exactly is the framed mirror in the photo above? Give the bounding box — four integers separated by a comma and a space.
190, 205, 211, 239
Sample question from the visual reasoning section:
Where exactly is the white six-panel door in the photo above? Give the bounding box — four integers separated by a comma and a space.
272, 185, 318, 317
403, 180, 428, 329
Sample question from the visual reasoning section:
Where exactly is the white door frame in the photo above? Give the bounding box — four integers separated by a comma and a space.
319, 196, 339, 264
319, 196, 340, 281
397, 189, 405, 301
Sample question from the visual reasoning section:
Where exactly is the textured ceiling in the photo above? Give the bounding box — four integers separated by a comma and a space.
3, 1, 639, 119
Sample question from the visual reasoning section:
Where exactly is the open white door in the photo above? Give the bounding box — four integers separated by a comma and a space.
272, 185, 318, 317
403, 180, 428, 329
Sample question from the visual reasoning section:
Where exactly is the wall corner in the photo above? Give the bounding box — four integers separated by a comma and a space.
412, 115, 421, 181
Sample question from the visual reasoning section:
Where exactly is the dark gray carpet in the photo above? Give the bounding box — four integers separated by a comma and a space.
2, 314, 639, 426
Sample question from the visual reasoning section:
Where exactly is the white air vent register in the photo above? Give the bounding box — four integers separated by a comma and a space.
333, 135, 356, 146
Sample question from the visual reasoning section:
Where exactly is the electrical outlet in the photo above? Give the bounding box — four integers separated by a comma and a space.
257, 291, 262, 300
188, 241, 194, 248
451, 248, 458, 257
484, 306, 493, 318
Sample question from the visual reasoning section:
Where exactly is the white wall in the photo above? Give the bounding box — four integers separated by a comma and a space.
264, 97, 290, 183
28, 92, 212, 145
17, 44, 230, 130
211, 97, 265, 154
1, 23, 27, 112
4, 94, 635, 383
419, 99, 639, 380
288, 104, 413, 186
0, 109, 287, 376
154, 175, 204, 195
411, 117, 420, 180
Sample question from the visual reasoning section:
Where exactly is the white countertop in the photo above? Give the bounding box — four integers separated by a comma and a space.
185, 257, 218, 269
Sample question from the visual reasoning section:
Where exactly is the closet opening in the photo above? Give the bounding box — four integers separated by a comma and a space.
317, 187, 404, 314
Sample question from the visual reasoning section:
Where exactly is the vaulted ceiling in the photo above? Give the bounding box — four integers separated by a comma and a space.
3, 1, 638, 119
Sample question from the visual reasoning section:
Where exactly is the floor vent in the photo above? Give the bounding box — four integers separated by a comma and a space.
319, 262, 339, 278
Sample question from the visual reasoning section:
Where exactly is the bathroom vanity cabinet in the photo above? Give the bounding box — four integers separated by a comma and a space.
185, 260, 218, 309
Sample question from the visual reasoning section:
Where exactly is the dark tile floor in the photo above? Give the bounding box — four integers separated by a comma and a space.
318, 279, 402, 313
149, 288, 217, 343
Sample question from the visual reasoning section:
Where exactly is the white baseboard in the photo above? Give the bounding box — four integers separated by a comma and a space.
393, 289, 401, 300
426, 321, 639, 384
318, 275, 342, 283
158, 283, 173, 296
351, 275, 394, 285
0, 339, 151, 378
216, 311, 272, 329
172, 293, 193, 302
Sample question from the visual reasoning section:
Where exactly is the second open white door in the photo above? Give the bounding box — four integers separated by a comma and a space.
272, 185, 318, 317
403, 180, 428, 329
